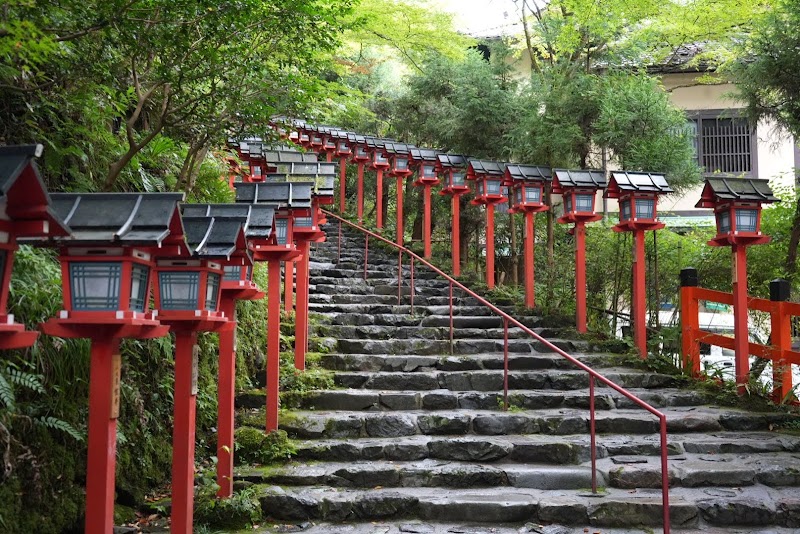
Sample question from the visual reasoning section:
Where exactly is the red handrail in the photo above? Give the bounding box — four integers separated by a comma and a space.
324, 209, 671, 532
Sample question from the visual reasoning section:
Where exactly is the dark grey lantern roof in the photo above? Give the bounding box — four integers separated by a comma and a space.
608, 171, 673, 194
552, 169, 605, 189
180, 216, 249, 259
181, 203, 275, 239
234, 182, 313, 209
48, 192, 184, 245
468, 159, 506, 177
506, 164, 552, 182
437, 154, 468, 169
702, 177, 779, 203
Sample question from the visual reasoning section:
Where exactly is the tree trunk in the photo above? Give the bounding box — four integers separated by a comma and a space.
510, 212, 519, 286
411, 188, 423, 242
784, 195, 800, 277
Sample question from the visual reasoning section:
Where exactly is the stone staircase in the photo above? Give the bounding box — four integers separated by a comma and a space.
236, 221, 800, 533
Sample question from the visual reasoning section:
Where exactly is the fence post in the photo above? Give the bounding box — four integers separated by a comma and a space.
680, 268, 701, 377
770, 279, 792, 403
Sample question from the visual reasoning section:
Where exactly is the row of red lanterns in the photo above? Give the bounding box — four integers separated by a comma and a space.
276, 120, 781, 365
0, 143, 334, 533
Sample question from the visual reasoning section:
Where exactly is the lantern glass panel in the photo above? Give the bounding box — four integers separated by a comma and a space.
294, 217, 313, 228
576, 194, 594, 213
356, 147, 368, 158
313, 136, 322, 144
451, 171, 465, 186
395, 158, 408, 170
245, 266, 252, 281
374, 152, 387, 163
223, 265, 243, 281
514, 188, 522, 206
252, 165, 261, 177
621, 200, 631, 221
300, 135, 309, 143
565, 195, 573, 213
486, 180, 501, 195
158, 271, 200, 310
422, 165, 435, 178
477, 182, 485, 196
70, 262, 122, 311
718, 210, 731, 233
736, 209, 758, 232
129, 264, 150, 312
275, 218, 288, 245
205, 272, 221, 310
338, 141, 349, 151
524, 186, 541, 203
636, 198, 654, 219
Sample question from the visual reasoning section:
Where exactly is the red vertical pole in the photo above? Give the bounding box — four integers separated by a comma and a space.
376, 169, 384, 230
770, 279, 792, 402
339, 157, 347, 213
449, 281, 454, 355
524, 211, 535, 309
486, 203, 496, 289
575, 222, 587, 332
84, 337, 121, 534
396, 176, 404, 246
732, 244, 749, 393
589, 375, 597, 493
266, 259, 281, 431
680, 268, 701, 377
283, 261, 293, 312
632, 229, 647, 359
423, 185, 432, 259
452, 195, 461, 277
357, 162, 365, 223
326, 152, 333, 163
295, 241, 311, 371
171, 329, 199, 534
216, 298, 237, 498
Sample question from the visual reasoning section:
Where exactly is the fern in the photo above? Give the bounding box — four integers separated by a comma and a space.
35, 417, 84, 442
6, 368, 44, 395
0, 372, 15, 412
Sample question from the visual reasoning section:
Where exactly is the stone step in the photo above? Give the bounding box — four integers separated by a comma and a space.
327, 338, 588, 356
308, 303, 527, 318
309, 295, 519, 309
240, 452, 800, 491
290, 432, 800, 464
253, 484, 800, 528
312, 314, 543, 329
310, 268, 441, 280
313, 324, 558, 341
310, 276, 453, 289
317, 352, 614, 373
331, 369, 680, 392
270, 387, 707, 412
240, 407, 797, 439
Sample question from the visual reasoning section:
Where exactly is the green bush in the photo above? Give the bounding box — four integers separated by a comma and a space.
233, 427, 296, 465
194, 486, 263, 529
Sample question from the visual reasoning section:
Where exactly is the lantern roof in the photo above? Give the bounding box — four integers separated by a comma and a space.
248, 142, 264, 158
552, 169, 606, 192
181, 203, 275, 240
504, 164, 552, 183
264, 162, 335, 198
347, 133, 367, 145
436, 154, 468, 171
43, 192, 185, 247
263, 150, 318, 164
467, 159, 506, 178
234, 182, 313, 209
409, 148, 441, 164
180, 216, 250, 260
695, 177, 779, 208
329, 130, 351, 141
383, 142, 415, 156
605, 171, 673, 198
0, 144, 71, 237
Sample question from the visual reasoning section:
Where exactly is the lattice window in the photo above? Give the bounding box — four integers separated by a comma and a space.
688, 113, 755, 176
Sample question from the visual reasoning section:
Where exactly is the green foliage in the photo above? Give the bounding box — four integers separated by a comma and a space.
195, 486, 263, 530
233, 427, 297, 465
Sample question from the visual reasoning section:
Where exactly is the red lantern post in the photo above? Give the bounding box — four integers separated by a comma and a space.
235, 182, 311, 429
552, 170, 606, 331
506, 165, 553, 309
368, 137, 391, 230
0, 145, 71, 349
437, 154, 470, 277
468, 160, 507, 289
151, 215, 254, 533
181, 204, 272, 497
37, 193, 185, 534
385, 143, 415, 246
696, 177, 778, 392
410, 148, 442, 259
334, 133, 352, 213
605, 171, 673, 358
349, 134, 370, 224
